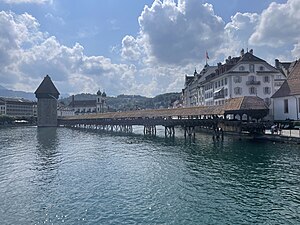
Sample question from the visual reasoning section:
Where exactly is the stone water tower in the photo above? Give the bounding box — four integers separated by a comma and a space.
35, 75, 60, 127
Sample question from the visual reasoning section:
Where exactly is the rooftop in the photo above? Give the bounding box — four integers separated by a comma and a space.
35, 75, 60, 99
68, 100, 96, 108
272, 60, 300, 98
0, 97, 34, 104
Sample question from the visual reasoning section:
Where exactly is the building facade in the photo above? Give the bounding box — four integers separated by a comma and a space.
183, 49, 286, 119
0, 97, 35, 117
96, 90, 107, 113
68, 91, 107, 115
272, 60, 300, 121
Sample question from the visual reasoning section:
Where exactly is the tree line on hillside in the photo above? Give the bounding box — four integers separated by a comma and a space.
60, 92, 182, 111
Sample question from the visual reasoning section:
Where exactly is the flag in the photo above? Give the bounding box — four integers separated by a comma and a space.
206, 51, 209, 59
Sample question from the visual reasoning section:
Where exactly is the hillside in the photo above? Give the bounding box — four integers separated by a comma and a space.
0, 87, 182, 110
0, 88, 35, 101
60, 92, 181, 111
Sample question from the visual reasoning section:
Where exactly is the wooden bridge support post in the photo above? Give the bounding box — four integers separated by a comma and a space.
184, 126, 195, 142
165, 126, 175, 138
144, 125, 156, 136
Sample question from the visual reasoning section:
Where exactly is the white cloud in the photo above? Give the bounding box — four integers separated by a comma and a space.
121, 35, 143, 62
122, 0, 225, 65
221, 12, 259, 57
45, 13, 65, 26
1, 0, 52, 4
0, 11, 138, 95
249, 0, 300, 48
1, 0, 299, 98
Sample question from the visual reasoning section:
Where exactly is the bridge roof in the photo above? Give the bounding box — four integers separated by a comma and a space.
224, 96, 268, 112
62, 96, 268, 121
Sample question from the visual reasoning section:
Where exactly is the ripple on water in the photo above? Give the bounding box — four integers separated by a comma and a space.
1, 127, 300, 224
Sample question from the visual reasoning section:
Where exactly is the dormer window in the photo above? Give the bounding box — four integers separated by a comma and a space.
239, 66, 245, 71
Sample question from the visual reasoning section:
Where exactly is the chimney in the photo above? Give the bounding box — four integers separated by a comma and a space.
275, 59, 280, 69
240, 48, 245, 56
194, 69, 197, 76
249, 49, 253, 54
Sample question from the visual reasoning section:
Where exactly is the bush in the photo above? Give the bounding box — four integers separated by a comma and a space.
0, 115, 14, 125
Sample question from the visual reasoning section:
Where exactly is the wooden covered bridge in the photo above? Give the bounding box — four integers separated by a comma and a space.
59, 96, 270, 140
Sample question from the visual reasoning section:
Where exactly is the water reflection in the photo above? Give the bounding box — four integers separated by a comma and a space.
34, 127, 60, 186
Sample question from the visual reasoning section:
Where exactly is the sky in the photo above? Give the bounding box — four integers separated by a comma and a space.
0, 0, 298, 97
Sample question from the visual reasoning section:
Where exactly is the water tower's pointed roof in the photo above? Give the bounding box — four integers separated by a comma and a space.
35, 75, 60, 99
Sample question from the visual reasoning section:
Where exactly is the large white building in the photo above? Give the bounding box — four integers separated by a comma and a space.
0, 97, 36, 117
272, 60, 300, 121
183, 49, 286, 119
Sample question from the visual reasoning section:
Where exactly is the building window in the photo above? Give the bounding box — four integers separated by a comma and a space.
249, 64, 255, 73
239, 66, 245, 71
234, 76, 241, 83
264, 87, 271, 94
224, 88, 228, 96
234, 87, 242, 95
248, 75, 255, 81
225, 77, 227, 85
259, 66, 264, 71
298, 98, 300, 113
264, 76, 269, 83
284, 99, 289, 113
249, 87, 256, 95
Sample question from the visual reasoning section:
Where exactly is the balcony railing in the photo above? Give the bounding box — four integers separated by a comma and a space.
246, 80, 261, 85
214, 92, 225, 99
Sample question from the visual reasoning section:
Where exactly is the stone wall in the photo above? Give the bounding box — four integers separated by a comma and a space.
37, 98, 57, 127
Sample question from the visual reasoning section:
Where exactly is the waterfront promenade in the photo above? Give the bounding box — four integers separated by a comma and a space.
255, 128, 300, 144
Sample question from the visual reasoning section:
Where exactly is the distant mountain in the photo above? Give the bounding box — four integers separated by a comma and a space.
0, 86, 71, 101
0, 84, 7, 90
0, 87, 182, 108
0, 89, 36, 101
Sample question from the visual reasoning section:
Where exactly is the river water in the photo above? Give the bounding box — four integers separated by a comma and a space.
0, 126, 300, 224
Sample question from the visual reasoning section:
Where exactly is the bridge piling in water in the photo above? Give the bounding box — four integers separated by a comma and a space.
143, 125, 156, 136
165, 126, 175, 138
184, 126, 196, 142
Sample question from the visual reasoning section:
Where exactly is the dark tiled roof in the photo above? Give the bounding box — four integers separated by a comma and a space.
69, 100, 96, 107
35, 75, 60, 99
281, 62, 292, 70
272, 60, 300, 98
238, 52, 266, 63
0, 97, 34, 104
